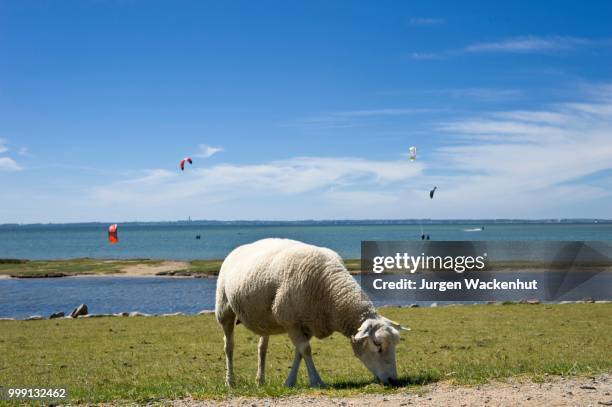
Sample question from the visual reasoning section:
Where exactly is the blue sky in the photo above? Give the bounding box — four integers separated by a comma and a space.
1, 1, 612, 223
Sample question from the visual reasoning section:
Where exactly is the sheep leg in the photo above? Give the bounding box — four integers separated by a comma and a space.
288, 329, 326, 388
284, 349, 302, 387
221, 318, 236, 387
256, 335, 269, 385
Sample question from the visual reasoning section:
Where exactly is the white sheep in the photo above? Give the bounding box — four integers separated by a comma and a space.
215, 238, 407, 388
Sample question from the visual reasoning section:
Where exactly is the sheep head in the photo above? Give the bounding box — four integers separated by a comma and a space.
350, 317, 408, 385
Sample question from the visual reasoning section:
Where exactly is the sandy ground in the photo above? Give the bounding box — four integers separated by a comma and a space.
165, 374, 611, 407
118, 261, 190, 276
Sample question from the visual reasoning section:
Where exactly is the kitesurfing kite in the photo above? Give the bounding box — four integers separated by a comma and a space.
180, 157, 193, 171
108, 224, 119, 244
429, 186, 437, 199
409, 146, 417, 162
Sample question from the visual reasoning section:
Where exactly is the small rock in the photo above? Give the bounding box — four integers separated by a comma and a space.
70, 304, 88, 318
129, 311, 150, 317
583, 297, 595, 303
581, 385, 597, 390
25, 315, 44, 321
49, 312, 65, 319
527, 299, 540, 305
81, 313, 113, 318
114, 312, 129, 317
409, 304, 419, 308
430, 303, 438, 308
198, 310, 215, 315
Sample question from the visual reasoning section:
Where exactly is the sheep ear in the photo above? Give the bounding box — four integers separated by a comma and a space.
353, 322, 371, 341
383, 317, 410, 331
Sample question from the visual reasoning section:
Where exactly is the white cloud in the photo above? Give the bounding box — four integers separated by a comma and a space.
409, 17, 445, 26
195, 144, 223, 158
17, 147, 28, 156
464, 35, 594, 53
91, 157, 425, 208
5, 86, 612, 222
63, 85, 612, 220
409, 52, 443, 60
0, 157, 22, 171
410, 35, 611, 59
0, 139, 8, 154
335, 108, 437, 117
387, 88, 522, 102
425, 94, 612, 216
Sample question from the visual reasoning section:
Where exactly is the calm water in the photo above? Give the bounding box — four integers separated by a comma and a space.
1, 222, 611, 319
0, 276, 436, 319
2, 272, 610, 319
2, 222, 612, 260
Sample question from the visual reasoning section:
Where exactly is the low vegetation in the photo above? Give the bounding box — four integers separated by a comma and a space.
0, 304, 610, 404
0, 259, 166, 278
0, 258, 363, 278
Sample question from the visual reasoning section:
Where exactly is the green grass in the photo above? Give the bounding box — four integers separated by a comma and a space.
0, 259, 363, 277
0, 304, 610, 404
0, 259, 165, 278
188, 260, 225, 275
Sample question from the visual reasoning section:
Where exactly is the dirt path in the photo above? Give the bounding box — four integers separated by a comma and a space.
119, 261, 190, 276
167, 374, 611, 406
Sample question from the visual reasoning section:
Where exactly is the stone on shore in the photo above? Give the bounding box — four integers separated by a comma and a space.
25, 315, 44, 321
198, 310, 214, 315
70, 304, 88, 318
129, 311, 151, 317
49, 312, 65, 319
160, 312, 185, 317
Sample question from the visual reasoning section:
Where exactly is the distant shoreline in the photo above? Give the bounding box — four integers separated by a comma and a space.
2, 258, 611, 279
2, 218, 611, 227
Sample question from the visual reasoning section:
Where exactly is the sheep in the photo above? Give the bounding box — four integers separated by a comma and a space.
215, 238, 407, 388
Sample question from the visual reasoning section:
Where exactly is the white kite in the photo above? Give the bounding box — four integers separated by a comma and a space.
409, 146, 417, 161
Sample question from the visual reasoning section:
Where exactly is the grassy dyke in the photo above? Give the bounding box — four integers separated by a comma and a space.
0, 304, 610, 404
0, 259, 166, 278
0, 258, 363, 278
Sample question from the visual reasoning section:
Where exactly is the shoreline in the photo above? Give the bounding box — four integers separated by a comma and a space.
2, 301, 610, 321
2, 258, 612, 279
